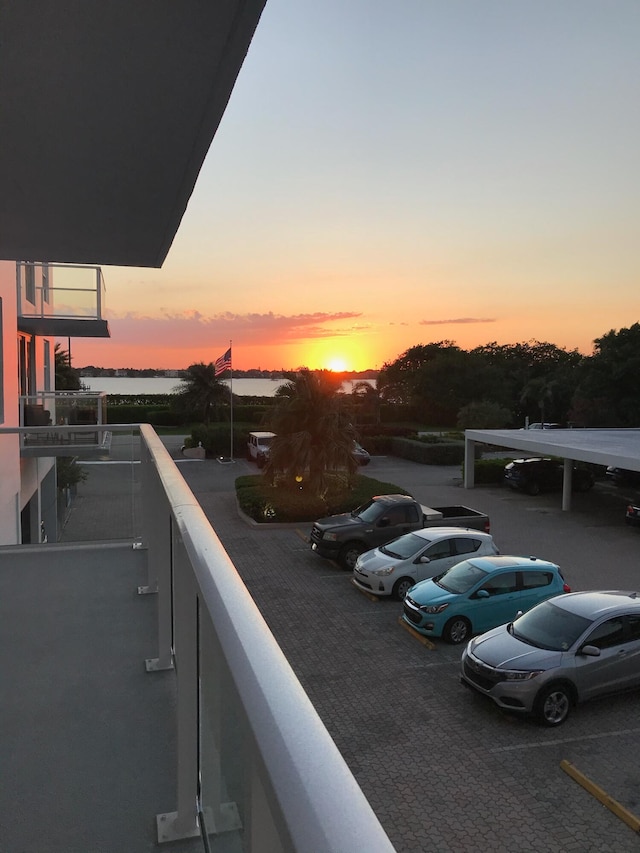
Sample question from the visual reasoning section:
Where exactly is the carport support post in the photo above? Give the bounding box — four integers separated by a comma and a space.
464, 436, 475, 489
562, 459, 573, 511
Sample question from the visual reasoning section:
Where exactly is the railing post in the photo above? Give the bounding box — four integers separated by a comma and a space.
96, 268, 103, 319
140, 440, 174, 672
156, 535, 200, 843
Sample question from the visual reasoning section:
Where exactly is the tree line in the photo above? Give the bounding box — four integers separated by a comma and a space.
58, 323, 640, 431
375, 325, 640, 428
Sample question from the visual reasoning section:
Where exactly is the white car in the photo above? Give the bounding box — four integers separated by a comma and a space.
352, 527, 499, 600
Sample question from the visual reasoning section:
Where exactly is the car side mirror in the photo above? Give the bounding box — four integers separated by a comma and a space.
378, 517, 390, 528
476, 589, 490, 598
580, 644, 601, 657
418, 555, 430, 564
515, 610, 523, 619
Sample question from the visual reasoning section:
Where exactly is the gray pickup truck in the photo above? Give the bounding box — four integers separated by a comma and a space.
310, 494, 490, 570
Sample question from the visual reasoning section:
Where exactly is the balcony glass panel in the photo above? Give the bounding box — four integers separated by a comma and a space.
17, 262, 105, 321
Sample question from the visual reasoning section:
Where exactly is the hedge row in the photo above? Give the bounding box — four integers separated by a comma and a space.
106, 403, 272, 428
235, 473, 411, 523
390, 437, 466, 465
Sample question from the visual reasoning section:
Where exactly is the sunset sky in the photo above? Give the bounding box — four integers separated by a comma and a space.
71, 0, 640, 372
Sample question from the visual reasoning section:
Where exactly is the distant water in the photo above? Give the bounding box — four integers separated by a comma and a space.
81, 376, 375, 397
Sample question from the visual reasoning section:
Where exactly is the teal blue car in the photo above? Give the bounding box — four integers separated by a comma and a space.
402, 555, 570, 644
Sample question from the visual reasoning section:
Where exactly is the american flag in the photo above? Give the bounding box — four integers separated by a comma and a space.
214, 347, 232, 376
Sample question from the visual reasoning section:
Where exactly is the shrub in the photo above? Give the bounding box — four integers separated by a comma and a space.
391, 437, 465, 465
361, 434, 393, 454
235, 473, 411, 523
189, 423, 253, 457
468, 457, 513, 484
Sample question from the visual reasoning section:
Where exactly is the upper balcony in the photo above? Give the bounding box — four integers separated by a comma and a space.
17, 262, 110, 338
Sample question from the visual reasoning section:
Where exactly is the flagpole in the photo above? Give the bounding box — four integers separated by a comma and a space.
229, 340, 233, 462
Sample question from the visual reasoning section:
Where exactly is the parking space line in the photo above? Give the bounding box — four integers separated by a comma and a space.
350, 578, 380, 601
397, 617, 437, 649
489, 725, 640, 752
560, 759, 640, 835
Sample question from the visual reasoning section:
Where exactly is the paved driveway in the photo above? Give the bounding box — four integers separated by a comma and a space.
180, 452, 640, 852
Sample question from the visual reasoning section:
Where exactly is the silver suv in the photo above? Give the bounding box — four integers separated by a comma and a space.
461, 590, 640, 726
246, 431, 276, 468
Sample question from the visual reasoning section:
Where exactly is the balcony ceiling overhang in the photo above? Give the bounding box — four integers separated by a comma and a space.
0, 1, 266, 268
18, 317, 111, 338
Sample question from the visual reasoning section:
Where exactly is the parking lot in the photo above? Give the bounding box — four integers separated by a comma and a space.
179, 451, 640, 852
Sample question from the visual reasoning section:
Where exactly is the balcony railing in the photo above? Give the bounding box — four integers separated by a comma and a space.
17, 262, 109, 337
19, 392, 110, 456
0, 424, 396, 851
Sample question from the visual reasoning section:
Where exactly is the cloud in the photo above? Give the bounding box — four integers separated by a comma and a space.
102, 309, 363, 348
419, 317, 496, 326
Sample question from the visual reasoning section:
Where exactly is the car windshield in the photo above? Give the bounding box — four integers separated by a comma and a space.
510, 599, 593, 651
352, 500, 384, 523
436, 560, 488, 594
260, 436, 274, 447
380, 533, 429, 560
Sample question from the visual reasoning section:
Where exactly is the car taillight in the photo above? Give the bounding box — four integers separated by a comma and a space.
563, 583, 571, 592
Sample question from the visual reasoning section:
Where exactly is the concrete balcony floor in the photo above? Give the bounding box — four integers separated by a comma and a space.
0, 540, 202, 853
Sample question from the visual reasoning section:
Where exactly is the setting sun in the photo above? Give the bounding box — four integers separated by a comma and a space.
326, 357, 348, 372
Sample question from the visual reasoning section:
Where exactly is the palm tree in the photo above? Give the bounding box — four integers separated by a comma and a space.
173, 362, 228, 425
54, 343, 81, 390
265, 369, 358, 498
351, 380, 382, 425
519, 377, 559, 426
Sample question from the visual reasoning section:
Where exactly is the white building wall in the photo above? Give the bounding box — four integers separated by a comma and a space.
0, 261, 22, 544
0, 261, 55, 545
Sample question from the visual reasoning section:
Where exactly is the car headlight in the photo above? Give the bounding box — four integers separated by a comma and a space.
371, 565, 395, 576
323, 532, 338, 542
419, 603, 449, 614
501, 670, 544, 681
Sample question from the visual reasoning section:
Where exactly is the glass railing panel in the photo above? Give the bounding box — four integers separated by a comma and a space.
20, 392, 106, 431
57, 428, 142, 544
17, 262, 105, 321
199, 612, 250, 852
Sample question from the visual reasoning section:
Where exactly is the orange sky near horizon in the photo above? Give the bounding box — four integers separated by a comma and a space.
66, 2, 639, 373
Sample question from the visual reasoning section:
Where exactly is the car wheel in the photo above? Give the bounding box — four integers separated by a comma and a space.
526, 481, 540, 496
338, 542, 363, 571
442, 616, 471, 645
392, 577, 414, 601
534, 682, 573, 726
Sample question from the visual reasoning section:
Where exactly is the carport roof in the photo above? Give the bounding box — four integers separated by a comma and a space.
465, 429, 640, 473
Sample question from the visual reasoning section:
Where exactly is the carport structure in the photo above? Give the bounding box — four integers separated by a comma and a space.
463, 428, 640, 510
